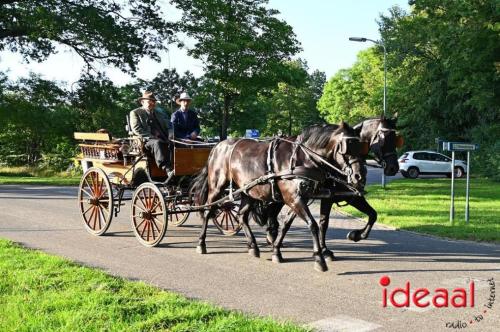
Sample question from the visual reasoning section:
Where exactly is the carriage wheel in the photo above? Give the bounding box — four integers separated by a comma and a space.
78, 167, 114, 236
213, 201, 242, 236
167, 197, 190, 227
131, 183, 167, 247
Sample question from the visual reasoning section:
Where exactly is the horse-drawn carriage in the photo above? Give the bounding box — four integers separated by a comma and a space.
75, 116, 403, 271
74, 131, 241, 247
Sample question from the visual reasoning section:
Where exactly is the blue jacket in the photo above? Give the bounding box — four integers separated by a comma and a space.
171, 108, 201, 139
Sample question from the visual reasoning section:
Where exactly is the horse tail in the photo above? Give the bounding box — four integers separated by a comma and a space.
189, 165, 209, 211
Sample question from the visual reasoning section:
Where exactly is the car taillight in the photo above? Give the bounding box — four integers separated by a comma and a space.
399, 158, 408, 163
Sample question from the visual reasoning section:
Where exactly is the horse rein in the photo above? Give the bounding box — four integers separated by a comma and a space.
275, 136, 363, 195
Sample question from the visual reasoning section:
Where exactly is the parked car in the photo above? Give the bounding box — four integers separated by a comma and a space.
398, 151, 467, 179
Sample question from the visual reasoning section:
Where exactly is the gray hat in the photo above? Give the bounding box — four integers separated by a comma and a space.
175, 92, 193, 105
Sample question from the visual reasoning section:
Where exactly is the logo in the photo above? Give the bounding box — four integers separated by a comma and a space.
379, 276, 496, 329
379, 275, 474, 308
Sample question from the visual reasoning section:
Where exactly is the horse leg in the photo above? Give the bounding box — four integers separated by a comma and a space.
196, 190, 222, 254
319, 198, 335, 261
271, 212, 295, 263
289, 197, 328, 272
346, 196, 377, 242
265, 203, 283, 245
196, 207, 213, 254
240, 207, 260, 258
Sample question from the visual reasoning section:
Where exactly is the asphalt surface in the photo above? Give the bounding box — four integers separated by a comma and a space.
0, 178, 499, 331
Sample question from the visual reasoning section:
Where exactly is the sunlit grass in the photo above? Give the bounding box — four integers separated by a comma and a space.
0, 166, 80, 185
342, 178, 500, 242
0, 239, 306, 332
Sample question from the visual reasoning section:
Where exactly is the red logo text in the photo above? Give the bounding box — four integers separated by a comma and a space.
380, 275, 475, 308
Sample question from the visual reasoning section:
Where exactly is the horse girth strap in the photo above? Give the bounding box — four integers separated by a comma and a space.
266, 139, 281, 201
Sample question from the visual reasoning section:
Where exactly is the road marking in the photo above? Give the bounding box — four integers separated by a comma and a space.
307, 315, 382, 332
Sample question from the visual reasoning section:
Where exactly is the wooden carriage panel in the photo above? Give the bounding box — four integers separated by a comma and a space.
174, 148, 211, 176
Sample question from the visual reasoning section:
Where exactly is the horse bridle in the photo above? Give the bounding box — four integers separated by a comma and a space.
334, 135, 365, 182
370, 127, 398, 168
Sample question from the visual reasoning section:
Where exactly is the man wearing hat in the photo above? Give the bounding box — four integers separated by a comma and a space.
171, 92, 201, 140
130, 91, 173, 175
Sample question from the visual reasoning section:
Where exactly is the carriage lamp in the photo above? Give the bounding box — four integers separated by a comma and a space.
349, 36, 388, 188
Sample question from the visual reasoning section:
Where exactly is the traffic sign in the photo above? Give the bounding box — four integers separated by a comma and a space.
443, 142, 479, 151
245, 129, 260, 138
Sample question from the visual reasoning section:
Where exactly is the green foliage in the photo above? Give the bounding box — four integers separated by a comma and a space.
0, 239, 306, 331
0, 74, 74, 166
377, 0, 499, 177
170, 0, 301, 138
318, 48, 387, 125
0, 0, 173, 72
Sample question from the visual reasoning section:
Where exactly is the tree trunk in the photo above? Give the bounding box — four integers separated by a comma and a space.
221, 94, 230, 140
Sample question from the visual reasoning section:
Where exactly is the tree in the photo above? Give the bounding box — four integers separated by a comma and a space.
0, 0, 174, 72
0, 74, 75, 166
147, 69, 199, 114
318, 48, 387, 125
170, 0, 301, 138
256, 61, 324, 136
71, 73, 128, 136
378, 0, 499, 178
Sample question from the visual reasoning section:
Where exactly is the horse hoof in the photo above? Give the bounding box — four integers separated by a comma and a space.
271, 254, 283, 263
248, 248, 260, 258
347, 231, 361, 242
196, 245, 207, 254
314, 261, 328, 272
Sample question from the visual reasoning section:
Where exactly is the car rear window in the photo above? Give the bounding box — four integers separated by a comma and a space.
400, 153, 408, 159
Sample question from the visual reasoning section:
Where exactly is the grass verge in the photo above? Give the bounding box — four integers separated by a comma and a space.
0, 166, 80, 186
0, 239, 305, 331
342, 178, 500, 243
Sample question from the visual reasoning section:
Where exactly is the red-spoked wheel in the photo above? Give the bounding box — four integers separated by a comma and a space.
78, 167, 114, 236
131, 183, 167, 247
212, 201, 242, 236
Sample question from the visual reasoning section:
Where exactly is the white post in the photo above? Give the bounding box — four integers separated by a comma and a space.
381, 43, 387, 189
465, 151, 471, 223
450, 151, 455, 224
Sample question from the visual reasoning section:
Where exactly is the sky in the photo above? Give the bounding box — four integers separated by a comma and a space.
0, 0, 410, 87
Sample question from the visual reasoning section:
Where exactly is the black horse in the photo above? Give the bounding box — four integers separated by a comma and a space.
263, 116, 402, 262
190, 122, 368, 272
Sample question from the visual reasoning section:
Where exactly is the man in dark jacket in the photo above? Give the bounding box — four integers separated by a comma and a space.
130, 91, 173, 175
171, 92, 201, 140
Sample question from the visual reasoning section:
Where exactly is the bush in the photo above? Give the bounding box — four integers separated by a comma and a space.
470, 123, 500, 181
39, 141, 78, 172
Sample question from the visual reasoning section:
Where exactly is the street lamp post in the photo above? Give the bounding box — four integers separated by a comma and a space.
349, 36, 387, 188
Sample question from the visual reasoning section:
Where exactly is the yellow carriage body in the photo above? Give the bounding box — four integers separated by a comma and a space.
74, 132, 211, 184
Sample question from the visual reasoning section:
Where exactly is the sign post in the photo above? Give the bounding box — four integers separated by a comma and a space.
465, 151, 471, 223
443, 142, 479, 225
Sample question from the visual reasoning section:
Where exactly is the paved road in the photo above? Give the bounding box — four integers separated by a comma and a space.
0, 184, 498, 331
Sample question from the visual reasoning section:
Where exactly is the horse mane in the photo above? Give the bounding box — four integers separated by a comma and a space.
300, 124, 336, 150
300, 123, 356, 150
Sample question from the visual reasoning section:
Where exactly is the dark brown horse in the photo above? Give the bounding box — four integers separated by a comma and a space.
189, 122, 368, 272
263, 116, 403, 262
